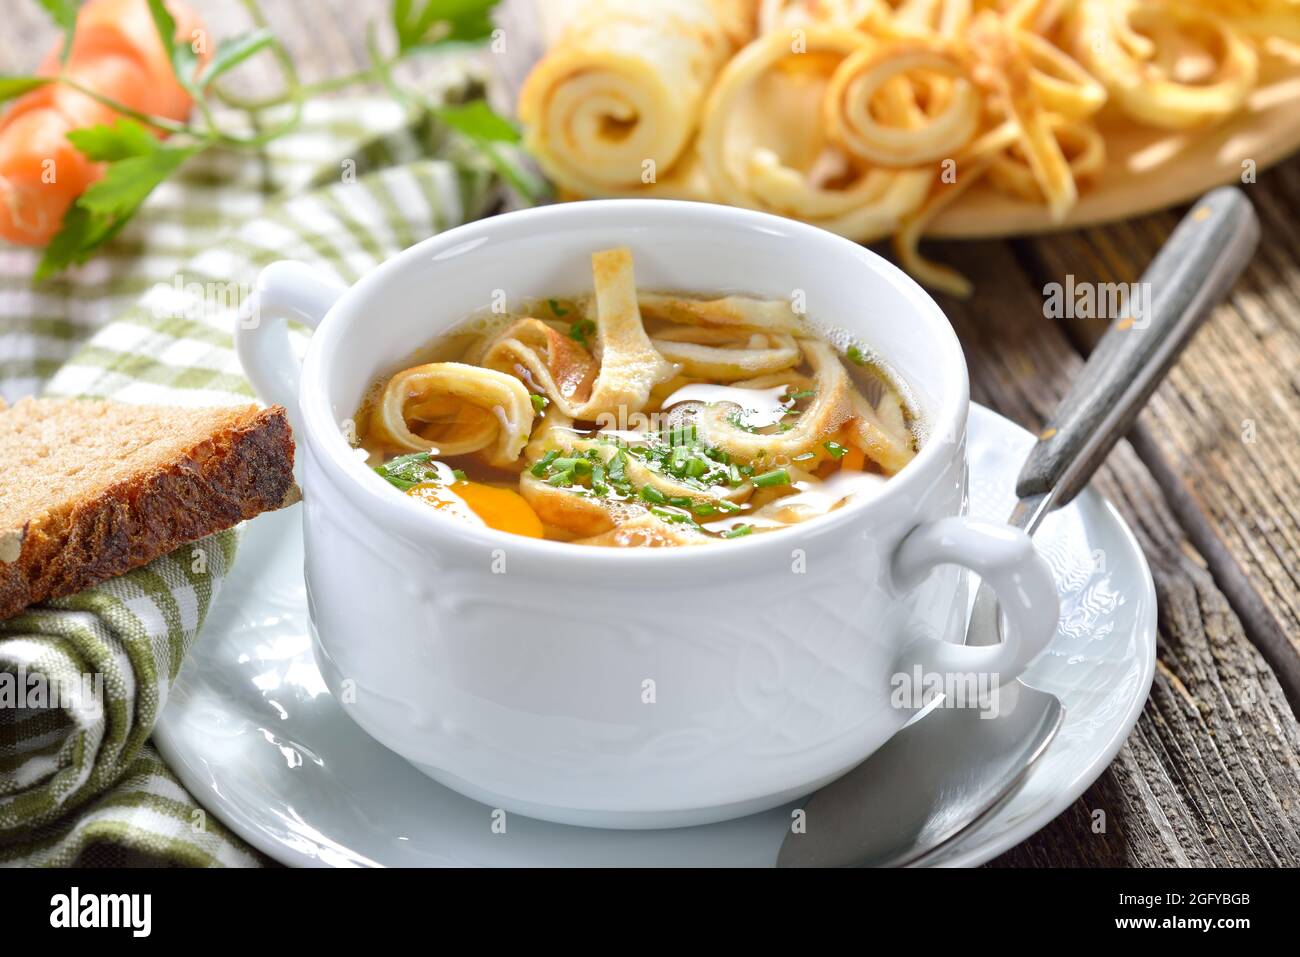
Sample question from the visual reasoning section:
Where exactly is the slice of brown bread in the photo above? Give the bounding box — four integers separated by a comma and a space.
0, 397, 298, 621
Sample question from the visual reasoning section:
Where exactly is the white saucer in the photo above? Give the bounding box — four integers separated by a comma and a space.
154, 405, 1156, 867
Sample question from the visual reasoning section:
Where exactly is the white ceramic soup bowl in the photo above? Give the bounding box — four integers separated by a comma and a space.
236, 199, 1059, 829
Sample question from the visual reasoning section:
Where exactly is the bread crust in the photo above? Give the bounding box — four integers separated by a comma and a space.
0, 406, 296, 621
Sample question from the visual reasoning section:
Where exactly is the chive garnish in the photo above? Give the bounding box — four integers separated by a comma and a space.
722, 524, 753, 539
548, 298, 569, 317
640, 486, 667, 505
786, 389, 816, 400
649, 506, 697, 525
374, 452, 441, 491
569, 318, 596, 347
530, 393, 548, 413
531, 449, 560, 476
846, 345, 867, 366
792, 452, 816, 462
823, 441, 848, 459
753, 468, 791, 488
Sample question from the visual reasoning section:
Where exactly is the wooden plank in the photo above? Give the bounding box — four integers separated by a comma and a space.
922, 239, 1300, 866
1016, 160, 1300, 708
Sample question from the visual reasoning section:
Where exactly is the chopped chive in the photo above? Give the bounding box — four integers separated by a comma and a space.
846, 345, 867, 365
640, 485, 667, 504
531, 449, 560, 476
692, 502, 718, 516
373, 451, 438, 490
721, 524, 753, 539
530, 393, 549, 413
753, 468, 791, 488
669, 445, 689, 474
547, 298, 569, 317
650, 506, 697, 525
786, 389, 816, 400
667, 495, 692, 508
569, 318, 596, 347
823, 441, 848, 459
452, 469, 467, 481
739, 464, 754, 477
717, 500, 742, 513
792, 452, 816, 462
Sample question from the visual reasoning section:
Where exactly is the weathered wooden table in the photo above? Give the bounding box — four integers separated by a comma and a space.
5, 0, 1297, 866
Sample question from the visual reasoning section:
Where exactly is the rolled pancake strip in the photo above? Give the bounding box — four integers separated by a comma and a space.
1068, 0, 1257, 130
373, 362, 535, 466
639, 293, 808, 334
698, 26, 932, 242
482, 317, 598, 419
968, 13, 1076, 221
519, 472, 622, 538
651, 332, 801, 380
988, 114, 1105, 203
480, 249, 677, 422
824, 38, 982, 167
519, 0, 754, 197
576, 514, 714, 547
696, 339, 854, 461
846, 380, 917, 473
578, 248, 679, 418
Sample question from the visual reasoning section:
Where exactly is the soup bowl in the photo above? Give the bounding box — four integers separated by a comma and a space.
236, 199, 1059, 829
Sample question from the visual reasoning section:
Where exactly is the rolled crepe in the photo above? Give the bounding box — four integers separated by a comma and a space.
370, 363, 535, 467
483, 248, 676, 421
697, 26, 933, 242
519, 0, 755, 198
1067, 0, 1258, 130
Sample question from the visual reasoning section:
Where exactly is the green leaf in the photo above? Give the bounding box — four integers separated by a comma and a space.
435, 100, 519, 144
146, 0, 198, 91
0, 76, 51, 102
196, 28, 275, 88
66, 118, 159, 162
374, 452, 443, 491
35, 205, 95, 281
36, 132, 202, 281
393, 0, 500, 54
75, 147, 196, 215
433, 101, 549, 202
35, 0, 80, 64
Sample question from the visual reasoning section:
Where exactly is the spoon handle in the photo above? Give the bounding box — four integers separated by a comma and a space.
1014, 187, 1259, 509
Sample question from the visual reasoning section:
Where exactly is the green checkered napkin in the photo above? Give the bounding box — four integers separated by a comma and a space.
0, 87, 501, 866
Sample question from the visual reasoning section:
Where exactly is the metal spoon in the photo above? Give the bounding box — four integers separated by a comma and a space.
778, 186, 1260, 868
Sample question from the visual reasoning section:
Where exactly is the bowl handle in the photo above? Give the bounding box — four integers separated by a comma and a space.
236, 261, 347, 432
892, 516, 1059, 687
